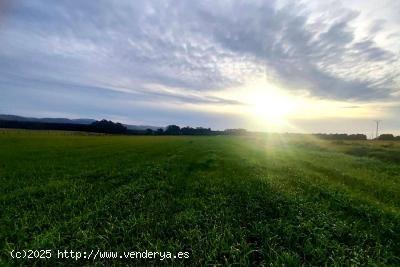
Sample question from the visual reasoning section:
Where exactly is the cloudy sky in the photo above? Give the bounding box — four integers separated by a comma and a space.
0, 0, 399, 135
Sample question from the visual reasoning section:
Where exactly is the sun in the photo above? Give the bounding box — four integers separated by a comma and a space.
251, 90, 293, 122
247, 87, 298, 126
213, 78, 304, 130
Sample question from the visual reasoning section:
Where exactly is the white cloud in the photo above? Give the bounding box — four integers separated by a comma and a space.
0, 0, 399, 131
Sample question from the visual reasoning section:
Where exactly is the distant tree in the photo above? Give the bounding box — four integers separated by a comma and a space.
181, 126, 194, 135
0, 118, 130, 134
223, 128, 247, 135
90, 120, 127, 134
313, 133, 367, 140
0, 120, 90, 132
156, 128, 164, 135
349, 134, 367, 140
145, 128, 154, 135
195, 127, 212, 135
165, 125, 181, 135
377, 134, 395, 140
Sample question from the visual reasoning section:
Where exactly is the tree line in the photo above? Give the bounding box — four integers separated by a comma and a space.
312, 133, 400, 140
146, 125, 247, 136
375, 134, 400, 141
1, 119, 399, 140
0, 120, 246, 136
312, 133, 367, 140
0, 119, 128, 134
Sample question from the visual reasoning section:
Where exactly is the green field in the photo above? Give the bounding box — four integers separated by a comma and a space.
1, 130, 399, 266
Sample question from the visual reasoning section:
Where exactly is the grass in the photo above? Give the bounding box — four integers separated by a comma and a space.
0, 130, 399, 266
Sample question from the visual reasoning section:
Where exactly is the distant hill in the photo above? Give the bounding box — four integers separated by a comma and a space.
0, 114, 96, 125
0, 114, 163, 131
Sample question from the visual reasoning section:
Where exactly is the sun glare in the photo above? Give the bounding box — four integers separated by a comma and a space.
236, 79, 301, 130
211, 77, 383, 132
245, 86, 299, 128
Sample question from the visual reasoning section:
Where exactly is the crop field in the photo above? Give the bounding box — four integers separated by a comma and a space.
1, 130, 399, 265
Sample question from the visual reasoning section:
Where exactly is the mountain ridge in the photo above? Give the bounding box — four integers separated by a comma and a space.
0, 114, 163, 131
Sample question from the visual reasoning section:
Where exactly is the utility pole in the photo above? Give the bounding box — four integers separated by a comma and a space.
374, 120, 381, 139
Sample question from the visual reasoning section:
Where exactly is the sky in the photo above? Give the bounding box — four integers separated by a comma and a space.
0, 0, 399, 135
